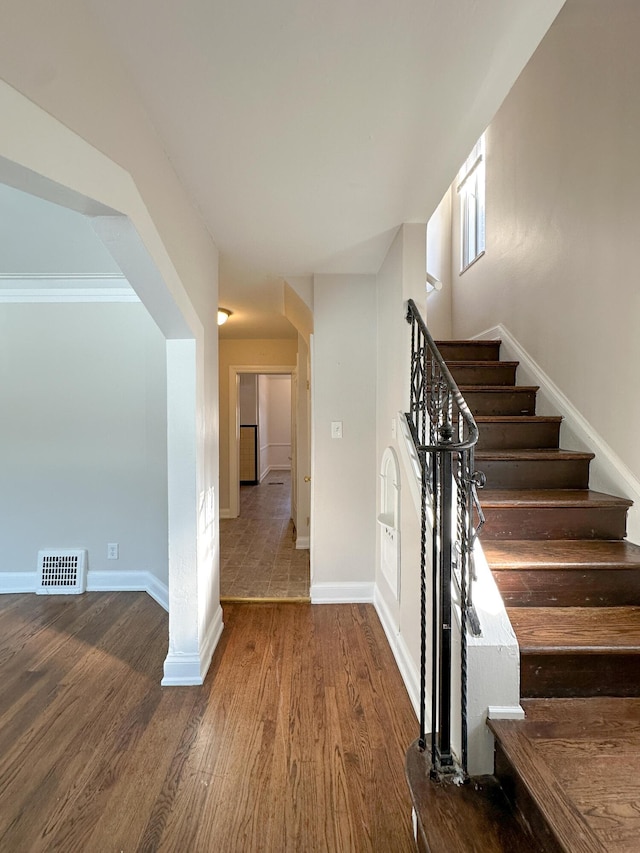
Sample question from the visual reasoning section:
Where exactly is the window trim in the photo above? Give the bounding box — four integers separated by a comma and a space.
457, 134, 486, 274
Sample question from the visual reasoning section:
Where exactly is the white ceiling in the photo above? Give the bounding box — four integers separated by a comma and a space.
6, 1, 566, 337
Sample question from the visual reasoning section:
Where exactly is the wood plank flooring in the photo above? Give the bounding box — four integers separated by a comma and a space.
0, 592, 417, 852
405, 743, 547, 853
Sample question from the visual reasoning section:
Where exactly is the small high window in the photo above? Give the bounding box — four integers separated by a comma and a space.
457, 134, 485, 272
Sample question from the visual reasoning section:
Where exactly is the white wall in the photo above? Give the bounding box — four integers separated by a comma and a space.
259, 374, 292, 476
311, 274, 377, 600
294, 334, 311, 547
374, 224, 428, 709
451, 0, 640, 492
0, 302, 167, 581
426, 189, 454, 340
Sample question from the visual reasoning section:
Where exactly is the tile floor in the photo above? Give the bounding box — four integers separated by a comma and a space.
220, 471, 310, 600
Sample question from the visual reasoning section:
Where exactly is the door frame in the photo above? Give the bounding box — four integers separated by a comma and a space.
228, 365, 296, 519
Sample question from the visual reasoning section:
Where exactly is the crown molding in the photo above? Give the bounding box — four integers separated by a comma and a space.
0, 275, 139, 303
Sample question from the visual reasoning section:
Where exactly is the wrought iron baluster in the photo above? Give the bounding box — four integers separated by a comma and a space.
404, 298, 484, 781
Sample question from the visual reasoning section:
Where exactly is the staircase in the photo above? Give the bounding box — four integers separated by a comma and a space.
408, 338, 640, 852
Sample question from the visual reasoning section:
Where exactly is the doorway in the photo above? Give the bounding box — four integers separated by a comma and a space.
238, 373, 292, 488
221, 368, 310, 600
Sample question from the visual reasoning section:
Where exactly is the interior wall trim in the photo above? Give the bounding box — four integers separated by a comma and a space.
310, 581, 374, 604
0, 569, 169, 611
0, 275, 138, 302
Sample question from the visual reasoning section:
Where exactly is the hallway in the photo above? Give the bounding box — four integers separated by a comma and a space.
220, 472, 310, 600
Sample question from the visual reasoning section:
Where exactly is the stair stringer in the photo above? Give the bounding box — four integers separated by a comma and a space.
472, 323, 640, 544
378, 411, 522, 776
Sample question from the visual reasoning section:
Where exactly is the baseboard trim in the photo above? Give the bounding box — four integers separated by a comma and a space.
0, 572, 37, 593
200, 604, 224, 680
295, 536, 310, 550
145, 574, 170, 611
473, 323, 640, 544
86, 569, 148, 592
86, 570, 169, 611
0, 569, 169, 611
161, 605, 224, 686
161, 652, 204, 686
374, 585, 420, 719
219, 508, 234, 519
310, 581, 374, 604
487, 705, 525, 721
374, 583, 398, 645
259, 465, 292, 483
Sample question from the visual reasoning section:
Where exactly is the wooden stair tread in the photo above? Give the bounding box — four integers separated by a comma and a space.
435, 340, 502, 363
475, 416, 563, 451
445, 362, 518, 378
478, 451, 593, 490
507, 606, 640, 652
475, 415, 562, 424
459, 385, 539, 393
480, 489, 633, 509
436, 339, 502, 346
462, 387, 538, 416
521, 696, 640, 725
442, 362, 519, 386
484, 540, 640, 570
476, 449, 594, 461
488, 719, 604, 853
440, 360, 518, 368
490, 704, 640, 851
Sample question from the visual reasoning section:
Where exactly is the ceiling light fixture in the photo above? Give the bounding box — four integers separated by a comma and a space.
218, 308, 232, 326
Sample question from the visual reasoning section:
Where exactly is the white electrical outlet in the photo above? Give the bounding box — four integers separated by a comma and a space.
331, 420, 343, 439
107, 543, 119, 560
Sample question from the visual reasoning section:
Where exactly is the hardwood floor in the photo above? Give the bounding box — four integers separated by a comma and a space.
0, 592, 417, 852
405, 743, 548, 853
